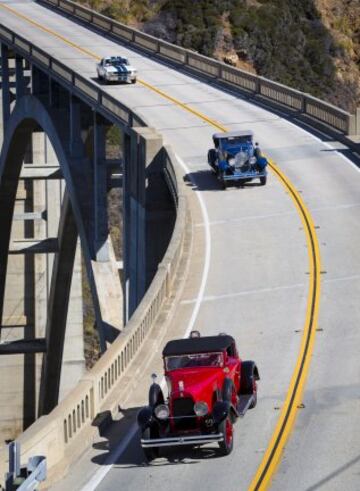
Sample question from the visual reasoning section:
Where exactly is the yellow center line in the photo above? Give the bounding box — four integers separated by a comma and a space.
1, 3, 321, 490
0, 3, 224, 130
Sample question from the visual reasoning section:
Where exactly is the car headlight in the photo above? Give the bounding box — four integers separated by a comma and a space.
249, 156, 257, 164
194, 401, 209, 417
154, 404, 169, 420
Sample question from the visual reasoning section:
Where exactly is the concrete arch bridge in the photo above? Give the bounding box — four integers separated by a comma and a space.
0, 42, 181, 447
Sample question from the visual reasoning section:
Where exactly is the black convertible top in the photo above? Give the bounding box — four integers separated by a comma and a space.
162, 335, 235, 357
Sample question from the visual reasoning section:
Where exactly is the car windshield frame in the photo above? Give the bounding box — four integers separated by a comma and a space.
105, 57, 129, 67
221, 136, 252, 149
165, 352, 224, 371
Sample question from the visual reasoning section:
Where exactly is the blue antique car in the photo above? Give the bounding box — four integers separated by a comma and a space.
207, 130, 268, 189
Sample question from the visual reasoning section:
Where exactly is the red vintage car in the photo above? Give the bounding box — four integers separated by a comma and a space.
137, 332, 260, 460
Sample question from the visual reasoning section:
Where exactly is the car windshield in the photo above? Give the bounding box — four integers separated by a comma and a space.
165, 352, 223, 370
105, 57, 128, 66
222, 136, 252, 148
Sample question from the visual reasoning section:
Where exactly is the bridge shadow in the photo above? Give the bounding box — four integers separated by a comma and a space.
184, 170, 263, 192
90, 406, 222, 469
89, 76, 134, 87
305, 454, 360, 491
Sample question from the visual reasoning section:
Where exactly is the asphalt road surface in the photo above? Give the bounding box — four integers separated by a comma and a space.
1, 2, 359, 490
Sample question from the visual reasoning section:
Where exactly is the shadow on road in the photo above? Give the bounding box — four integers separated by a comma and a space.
90, 406, 224, 469
184, 170, 264, 192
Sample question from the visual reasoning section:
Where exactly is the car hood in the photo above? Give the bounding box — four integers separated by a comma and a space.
224, 143, 253, 158
168, 368, 223, 402
104, 65, 135, 74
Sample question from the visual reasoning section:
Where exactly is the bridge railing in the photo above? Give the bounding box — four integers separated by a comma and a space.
0, 24, 146, 128
37, 0, 360, 138
0, 141, 187, 484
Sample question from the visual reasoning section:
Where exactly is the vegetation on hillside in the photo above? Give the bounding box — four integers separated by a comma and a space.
80, 0, 359, 112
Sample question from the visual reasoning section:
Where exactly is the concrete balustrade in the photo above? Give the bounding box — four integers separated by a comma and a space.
35, 0, 359, 141
304, 95, 351, 133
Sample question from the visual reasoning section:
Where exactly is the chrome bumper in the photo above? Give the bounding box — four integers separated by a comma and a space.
141, 433, 224, 448
223, 171, 266, 181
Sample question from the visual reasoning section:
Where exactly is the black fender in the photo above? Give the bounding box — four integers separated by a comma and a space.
222, 378, 238, 421
208, 148, 217, 166
137, 406, 153, 430
149, 383, 164, 407
222, 377, 235, 402
240, 360, 260, 394
213, 400, 231, 425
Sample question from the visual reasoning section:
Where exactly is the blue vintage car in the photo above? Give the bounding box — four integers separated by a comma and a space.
207, 130, 268, 189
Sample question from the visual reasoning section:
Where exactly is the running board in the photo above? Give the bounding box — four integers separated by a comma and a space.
237, 394, 255, 417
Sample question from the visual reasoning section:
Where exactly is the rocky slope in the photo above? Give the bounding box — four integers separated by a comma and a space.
82, 0, 359, 113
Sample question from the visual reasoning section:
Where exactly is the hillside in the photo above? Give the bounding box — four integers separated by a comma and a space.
83, 0, 359, 112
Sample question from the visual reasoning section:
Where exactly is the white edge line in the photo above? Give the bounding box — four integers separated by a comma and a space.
283, 119, 360, 174
80, 155, 211, 491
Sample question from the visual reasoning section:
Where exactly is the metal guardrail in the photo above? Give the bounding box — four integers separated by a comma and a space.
36, 0, 359, 138
4, 442, 46, 490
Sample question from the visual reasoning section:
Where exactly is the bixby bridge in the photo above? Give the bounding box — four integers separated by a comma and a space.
0, 1, 359, 490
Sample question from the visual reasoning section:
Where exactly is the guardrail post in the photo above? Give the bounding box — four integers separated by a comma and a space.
6, 441, 20, 489
349, 108, 360, 137
4, 441, 46, 490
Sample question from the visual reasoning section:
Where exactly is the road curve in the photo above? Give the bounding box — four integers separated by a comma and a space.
1, 2, 359, 490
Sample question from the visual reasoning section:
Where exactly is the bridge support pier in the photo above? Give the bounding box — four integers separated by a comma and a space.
93, 114, 109, 262
124, 127, 166, 320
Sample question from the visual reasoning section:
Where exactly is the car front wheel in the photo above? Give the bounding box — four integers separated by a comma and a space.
218, 416, 234, 455
260, 176, 267, 185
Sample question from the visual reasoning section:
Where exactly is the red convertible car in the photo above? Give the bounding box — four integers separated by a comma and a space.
137, 332, 260, 460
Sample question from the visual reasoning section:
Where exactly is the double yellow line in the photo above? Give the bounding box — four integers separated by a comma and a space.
0, 3, 321, 489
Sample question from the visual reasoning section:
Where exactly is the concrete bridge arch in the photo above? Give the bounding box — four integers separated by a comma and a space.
0, 94, 117, 435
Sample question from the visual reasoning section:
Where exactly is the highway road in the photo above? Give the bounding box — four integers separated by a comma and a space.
1, 1, 360, 490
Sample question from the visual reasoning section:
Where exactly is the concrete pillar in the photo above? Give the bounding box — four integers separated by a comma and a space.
1, 44, 10, 131
123, 127, 163, 320
93, 113, 109, 261
32, 132, 48, 421
15, 55, 25, 99
41, 137, 85, 406
31, 66, 48, 101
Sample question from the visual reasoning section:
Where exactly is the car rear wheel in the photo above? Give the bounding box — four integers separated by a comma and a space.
218, 416, 234, 455
142, 427, 159, 462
